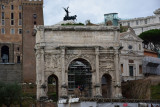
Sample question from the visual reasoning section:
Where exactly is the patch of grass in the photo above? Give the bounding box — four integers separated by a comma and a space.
21, 98, 36, 107
22, 93, 36, 99
29, 84, 35, 89
120, 26, 128, 33
151, 84, 160, 99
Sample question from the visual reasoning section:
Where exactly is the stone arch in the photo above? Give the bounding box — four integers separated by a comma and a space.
47, 74, 58, 101
101, 73, 112, 98
1, 45, 9, 63
68, 58, 92, 97
66, 56, 94, 72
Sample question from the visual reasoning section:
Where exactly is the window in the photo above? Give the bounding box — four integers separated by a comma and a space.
19, 5, 22, 10
17, 56, 20, 63
18, 29, 22, 34
1, 28, 5, 34
2, 12, 5, 19
19, 19, 22, 25
129, 66, 134, 76
128, 45, 132, 49
1, 46, 9, 63
19, 12, 22, 19
139, 44, 141, 50
18, 13, 22, 25
17, 47, 19, 51
139, 65, 142, 74
10, 28, 15, 34
1, 5, 5, 10
34, 21, 37, 25
145, 19, 147, 24
11, 20, 14, 25
11, 13, 14, 19
121, 64, 123, 73
128, 22, 130, 26
33, 14, 37, 19
129, 60, 134, 63
11, 13, 14, 25
2, 20, 5, 25
136, 20, 139, 25
11, 5, 14, 10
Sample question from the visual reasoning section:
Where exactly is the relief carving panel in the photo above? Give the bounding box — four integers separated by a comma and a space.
99, 54, 114, 72
45, 54, 61, 71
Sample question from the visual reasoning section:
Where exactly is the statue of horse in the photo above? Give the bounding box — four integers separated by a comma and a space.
63, 15, 77, 21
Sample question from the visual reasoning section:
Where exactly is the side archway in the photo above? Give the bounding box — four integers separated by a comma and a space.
101, 74, 112, 98
47, 74, 58, 101
68, 58, 92, 97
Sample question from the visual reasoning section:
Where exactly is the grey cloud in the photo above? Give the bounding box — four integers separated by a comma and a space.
43, 0, 160, 25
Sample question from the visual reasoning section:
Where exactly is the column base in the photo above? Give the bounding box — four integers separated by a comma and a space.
114, 94, 123, 99
60, 95, 68, 99
39, 96, 48, 101
94, 95, 102, 98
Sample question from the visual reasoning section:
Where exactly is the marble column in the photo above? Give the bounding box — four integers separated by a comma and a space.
95, 47, 102, 97
114, 49, 122, 98
60, 46, 68, 98
36, 48, 47, 100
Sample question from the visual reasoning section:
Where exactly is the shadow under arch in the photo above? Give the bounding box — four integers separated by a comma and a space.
101, 74, 112, 98
68, 58, 92, 97
47, 74, 58, 101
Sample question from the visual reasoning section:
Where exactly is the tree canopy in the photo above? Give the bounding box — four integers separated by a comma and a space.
0, 82, 22, 107
139, 29, 160, 51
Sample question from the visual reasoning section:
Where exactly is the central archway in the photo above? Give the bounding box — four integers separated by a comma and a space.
68, 58, 92, 97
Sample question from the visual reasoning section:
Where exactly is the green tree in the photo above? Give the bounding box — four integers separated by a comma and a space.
0, 82, 22, 107
139, 29, 160, 51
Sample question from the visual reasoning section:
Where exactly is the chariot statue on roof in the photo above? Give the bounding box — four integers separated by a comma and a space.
63, 6, 77, 21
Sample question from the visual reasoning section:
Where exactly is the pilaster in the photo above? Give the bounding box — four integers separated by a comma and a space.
36, 47, 47, 100
60, 46, 68, 98
114, 49, 122, 98
94, 46, 102, 97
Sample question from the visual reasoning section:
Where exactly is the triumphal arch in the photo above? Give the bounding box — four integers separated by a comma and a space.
35, 24, 122, 100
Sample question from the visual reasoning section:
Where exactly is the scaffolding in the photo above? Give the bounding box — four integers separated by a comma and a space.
143, 57, 160, 75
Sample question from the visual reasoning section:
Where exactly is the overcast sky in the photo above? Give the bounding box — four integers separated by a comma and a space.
43, 0, 160, 25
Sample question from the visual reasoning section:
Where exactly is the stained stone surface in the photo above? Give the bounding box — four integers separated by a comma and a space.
35, 25, 122, 100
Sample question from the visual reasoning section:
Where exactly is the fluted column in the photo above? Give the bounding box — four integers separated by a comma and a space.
114, 49, 122, 98
36, 48, 47, 100
61, 47, 65, 85
95, 46, 102, 97
60, 46, 68, 98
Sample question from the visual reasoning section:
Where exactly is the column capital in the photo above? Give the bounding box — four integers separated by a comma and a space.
60, 46, 65, 55
60, 46, 65, 49
95, 46, 99, 55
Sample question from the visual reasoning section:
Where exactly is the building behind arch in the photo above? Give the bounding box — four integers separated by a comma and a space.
118, 8, 160, 35
0, 0, 43, 83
